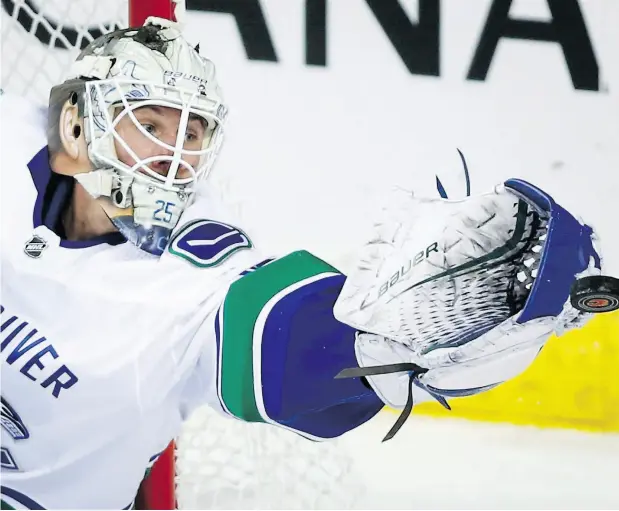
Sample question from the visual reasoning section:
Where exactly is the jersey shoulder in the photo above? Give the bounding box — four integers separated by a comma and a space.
168, 218, 253, 268
0, 92, 47, 198
162, 187, 263, 271
0, 94, 48, 238
0, 92, 47, 166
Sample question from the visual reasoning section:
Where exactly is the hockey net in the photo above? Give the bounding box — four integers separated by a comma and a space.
0, 0, 361, 508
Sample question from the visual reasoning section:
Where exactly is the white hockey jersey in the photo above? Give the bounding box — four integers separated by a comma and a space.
0, 95, 383, 509
0, 94, 262, 509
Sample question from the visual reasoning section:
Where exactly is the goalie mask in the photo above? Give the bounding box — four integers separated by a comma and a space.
48, 17, 227, 256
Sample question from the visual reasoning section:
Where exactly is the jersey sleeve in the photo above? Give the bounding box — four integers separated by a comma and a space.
196, 250, 384, 440
163, 192, 383, 439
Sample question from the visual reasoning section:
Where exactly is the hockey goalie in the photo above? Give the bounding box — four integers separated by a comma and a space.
0, 17, 605, 509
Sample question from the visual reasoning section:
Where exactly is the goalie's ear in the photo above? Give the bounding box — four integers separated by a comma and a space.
504, 179, 602, 323
49, 103, 90, 176
48, 81, 91, 175
58, 100, 83, 162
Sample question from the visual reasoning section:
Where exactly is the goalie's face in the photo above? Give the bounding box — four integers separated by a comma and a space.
81, 90, 225, 256
113, 105, 207, 180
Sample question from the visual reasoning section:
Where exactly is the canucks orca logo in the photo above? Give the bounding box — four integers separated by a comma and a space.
169, 219, 253, 267
1, 397, 29, 440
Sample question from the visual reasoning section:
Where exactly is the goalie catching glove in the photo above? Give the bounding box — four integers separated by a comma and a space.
333, 179, 602, 441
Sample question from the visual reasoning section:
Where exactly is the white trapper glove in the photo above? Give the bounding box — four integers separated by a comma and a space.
333, 179, 602, 441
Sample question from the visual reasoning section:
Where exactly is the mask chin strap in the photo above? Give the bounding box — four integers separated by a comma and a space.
74, 169, 116, 199
74, 169, 135, 208
74, 170, 191, 256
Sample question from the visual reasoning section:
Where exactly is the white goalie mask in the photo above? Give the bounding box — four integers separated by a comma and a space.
49, 17, 227, 255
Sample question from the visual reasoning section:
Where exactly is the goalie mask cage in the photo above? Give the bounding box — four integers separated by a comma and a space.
0, 0, 360, 508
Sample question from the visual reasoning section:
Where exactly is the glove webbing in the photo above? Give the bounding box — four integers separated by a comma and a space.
335, 363, 448, 442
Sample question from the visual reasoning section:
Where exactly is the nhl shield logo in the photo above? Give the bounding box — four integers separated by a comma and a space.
24, 235, 47, 258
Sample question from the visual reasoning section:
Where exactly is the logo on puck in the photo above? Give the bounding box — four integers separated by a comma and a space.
24, 235, 48, 258
584, 298, 610, 308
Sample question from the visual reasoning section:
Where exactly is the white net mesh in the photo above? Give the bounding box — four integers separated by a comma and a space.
1, 1, 362, 508
177, 407, 361, 510
1, 0, 126, 105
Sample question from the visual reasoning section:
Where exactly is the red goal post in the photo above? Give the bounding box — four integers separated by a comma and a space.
131, 3, 179, 507
129, 0, 177, 28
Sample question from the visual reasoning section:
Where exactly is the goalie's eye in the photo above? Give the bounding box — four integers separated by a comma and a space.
186, 115, 207, 143
142, 123, 157, 135
185, 131, 198, 143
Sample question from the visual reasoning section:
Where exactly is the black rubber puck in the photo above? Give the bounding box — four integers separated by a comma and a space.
570, 276, 619, 313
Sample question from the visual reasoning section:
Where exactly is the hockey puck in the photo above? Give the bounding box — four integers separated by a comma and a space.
570, 276, 619, 313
